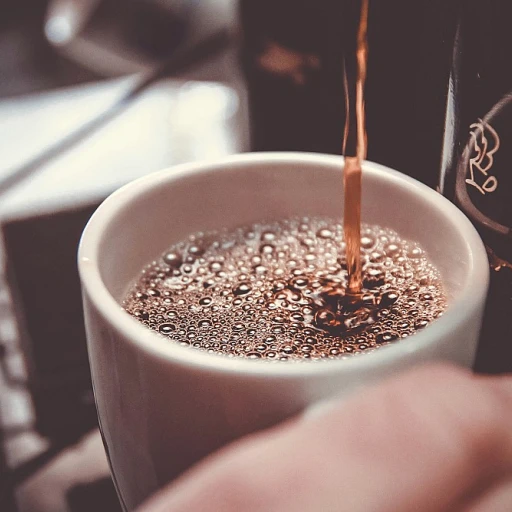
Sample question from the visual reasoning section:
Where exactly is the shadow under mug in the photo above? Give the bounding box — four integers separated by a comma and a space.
78, 153, 489, 510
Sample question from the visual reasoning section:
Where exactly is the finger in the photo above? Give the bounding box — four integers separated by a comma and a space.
138, 364, 512, 512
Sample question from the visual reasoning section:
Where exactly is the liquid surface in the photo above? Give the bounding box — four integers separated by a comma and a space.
123, 217, 447, 361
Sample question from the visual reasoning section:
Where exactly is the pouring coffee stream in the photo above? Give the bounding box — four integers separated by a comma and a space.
342, 0, 369, 298
308, 0, 376, 336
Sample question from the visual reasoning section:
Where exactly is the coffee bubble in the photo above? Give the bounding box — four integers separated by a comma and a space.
124, 217, 447, 361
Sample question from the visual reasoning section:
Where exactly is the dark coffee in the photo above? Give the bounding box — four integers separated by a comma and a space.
123, 217, 447, 361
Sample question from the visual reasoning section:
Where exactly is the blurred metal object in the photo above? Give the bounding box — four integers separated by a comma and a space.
45, 0, 194, 74
439, 0, 512, 374
44, 0, 236, 76
45, 0, 103, 46
0, 29, 232, 197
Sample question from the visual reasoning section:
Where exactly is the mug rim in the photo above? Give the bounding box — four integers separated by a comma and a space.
78, 152, 489, 378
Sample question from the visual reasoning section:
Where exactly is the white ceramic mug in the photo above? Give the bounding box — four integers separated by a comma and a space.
78, 153, 489, 511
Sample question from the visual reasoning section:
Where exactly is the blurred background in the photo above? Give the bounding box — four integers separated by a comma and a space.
0, 1, 246, 511
4, 1, 504, 511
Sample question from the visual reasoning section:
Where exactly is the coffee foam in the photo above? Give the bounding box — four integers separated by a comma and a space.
123, 217, 447, 361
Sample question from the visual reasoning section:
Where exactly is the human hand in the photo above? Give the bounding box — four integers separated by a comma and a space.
138, 364, 512, 512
